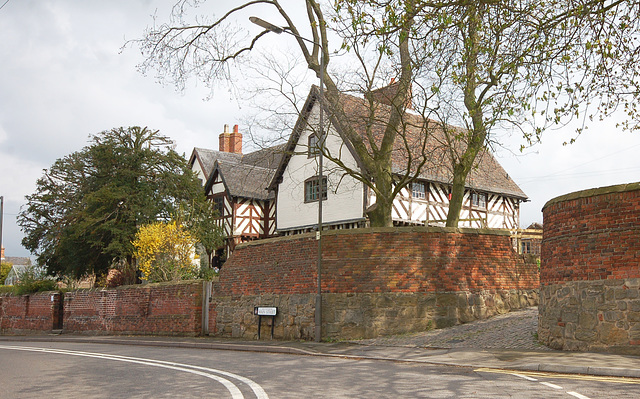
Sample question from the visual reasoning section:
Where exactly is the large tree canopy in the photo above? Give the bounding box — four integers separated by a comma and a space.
135, 0, 640, 227
18, 126, 205, 278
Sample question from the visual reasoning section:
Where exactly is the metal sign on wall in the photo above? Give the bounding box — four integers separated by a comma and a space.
254, 306, 277, 316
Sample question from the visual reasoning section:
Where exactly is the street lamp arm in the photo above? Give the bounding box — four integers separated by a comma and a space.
250, 16, 321, 50
248, 17, 284, 34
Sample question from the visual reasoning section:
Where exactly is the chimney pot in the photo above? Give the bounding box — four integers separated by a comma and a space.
233, 124, 239, 133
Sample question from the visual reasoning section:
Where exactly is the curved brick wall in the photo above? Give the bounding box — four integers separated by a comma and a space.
217, 227, 538, 295
539, 182, 640, 354
212, 227, 539, 339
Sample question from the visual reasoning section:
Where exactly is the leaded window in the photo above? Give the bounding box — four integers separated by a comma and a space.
304, 176, 327, 202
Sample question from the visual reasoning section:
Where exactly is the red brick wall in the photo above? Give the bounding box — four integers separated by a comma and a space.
64, 281, 203, 335
541, 183, 640, 285
215, 227, 539, 296
0, 292, 59, 332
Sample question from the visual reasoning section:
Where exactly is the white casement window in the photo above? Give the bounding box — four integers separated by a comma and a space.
304, 176, 327, 202
308, 134, 319, 157
412, 182, 426, 199
471, 192, 487, 209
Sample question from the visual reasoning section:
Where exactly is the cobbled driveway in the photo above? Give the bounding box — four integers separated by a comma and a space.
354, 307, 552, 351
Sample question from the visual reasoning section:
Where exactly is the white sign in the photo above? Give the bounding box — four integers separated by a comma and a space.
254, 306, 277, 316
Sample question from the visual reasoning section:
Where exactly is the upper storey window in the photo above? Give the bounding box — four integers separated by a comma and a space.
471, 192, 487, 209
305, 176, 327, 202
308, 134, 319, 157
412, 182, 426, 199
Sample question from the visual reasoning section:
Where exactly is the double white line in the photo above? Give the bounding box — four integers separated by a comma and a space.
0, 344, 269, 399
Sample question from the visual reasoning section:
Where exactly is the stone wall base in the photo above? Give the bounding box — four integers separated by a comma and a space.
539, 278, 640, 355
211, 289, 538, 340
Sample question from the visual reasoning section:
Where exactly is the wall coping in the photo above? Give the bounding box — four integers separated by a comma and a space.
542, 181, 640, 212
63, 279, 203, 294
0, 290, 59, 298
236, 226, 511, 250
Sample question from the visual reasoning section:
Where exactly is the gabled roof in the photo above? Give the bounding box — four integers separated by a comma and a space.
209, 160, 277, 200
269, 86, 527, 200
199, 144, 286, 201
189, 147, 242, 182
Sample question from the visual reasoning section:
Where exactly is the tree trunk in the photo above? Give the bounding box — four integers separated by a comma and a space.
446, 164, 468, 227
367, 199, 394, 227
446, 2, 485, 228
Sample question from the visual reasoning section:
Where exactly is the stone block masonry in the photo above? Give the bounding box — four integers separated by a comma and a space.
211, 227, 539, 340
539, 183, 640, 354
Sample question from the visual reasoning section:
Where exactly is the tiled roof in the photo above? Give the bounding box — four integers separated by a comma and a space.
191, 148, 242, 181
339, 91, 527, 199
3, 256, 31, 266
216, 161, 276, 200
196, 145, 285, 200
271, 86, 526, 199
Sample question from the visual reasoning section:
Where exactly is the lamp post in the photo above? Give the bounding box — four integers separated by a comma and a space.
250, 16, 325, 342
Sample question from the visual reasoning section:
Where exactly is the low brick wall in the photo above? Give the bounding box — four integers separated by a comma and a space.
0, 292, 61, 333
212, 227, 539, 340
64, 281, 203, 335
540, 183, 640, 354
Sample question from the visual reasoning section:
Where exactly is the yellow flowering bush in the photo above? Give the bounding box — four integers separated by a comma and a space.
132, 221, 198, 282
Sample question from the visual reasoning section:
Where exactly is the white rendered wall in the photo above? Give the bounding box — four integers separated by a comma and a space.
277, 105, 364, 230
192, 159, 206, 185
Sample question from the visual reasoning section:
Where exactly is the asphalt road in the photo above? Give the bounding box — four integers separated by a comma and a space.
1, 342, 639, 398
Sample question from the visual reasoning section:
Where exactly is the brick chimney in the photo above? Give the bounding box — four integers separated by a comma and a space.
219, 124, 230, 152
229, 124, 242, 154
218, 124, 242, 154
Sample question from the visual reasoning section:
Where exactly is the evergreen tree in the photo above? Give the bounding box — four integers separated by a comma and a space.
18, 126, 205, 279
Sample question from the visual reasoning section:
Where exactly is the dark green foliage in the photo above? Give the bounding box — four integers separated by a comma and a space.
0, 262, 11, 283
12, 266, 57, 295
18, 126, 206, 279
185, 200, 226, 268
0, 286, 15, 294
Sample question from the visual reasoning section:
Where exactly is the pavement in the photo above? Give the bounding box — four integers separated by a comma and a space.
2, 307, 640, 379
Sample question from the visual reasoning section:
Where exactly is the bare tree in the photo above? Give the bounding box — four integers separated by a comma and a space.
133, 0, 640, 227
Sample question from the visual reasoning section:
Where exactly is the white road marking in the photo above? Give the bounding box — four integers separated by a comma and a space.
511, 373, 538, 382
479, 368, 597, 398
540, 381, 563, 390
0, 344, 269, 399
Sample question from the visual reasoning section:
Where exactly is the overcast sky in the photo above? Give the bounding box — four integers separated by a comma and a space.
1, 0, 639, 259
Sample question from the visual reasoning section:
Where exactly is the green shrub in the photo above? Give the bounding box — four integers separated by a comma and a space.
13, 266, 57, 295
0, 285, 15, 294
0, 262, 12, 283
198, 266, 219, 281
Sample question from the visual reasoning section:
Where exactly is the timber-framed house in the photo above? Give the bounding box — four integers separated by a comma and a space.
267, 85, 528, 235
189, 125, 283, 256
191, 84, 528, 253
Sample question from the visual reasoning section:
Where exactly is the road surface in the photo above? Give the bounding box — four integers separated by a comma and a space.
1, 342, 638, 398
